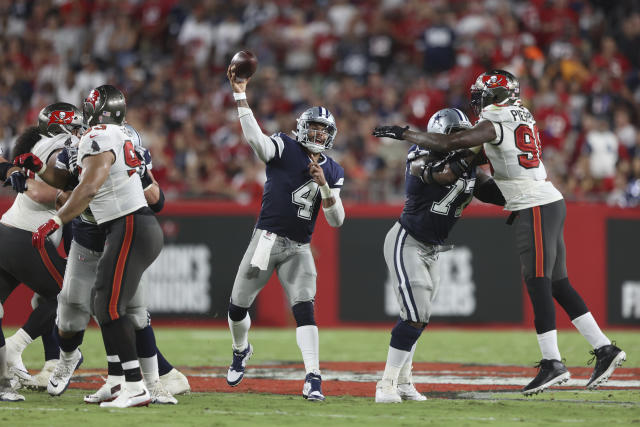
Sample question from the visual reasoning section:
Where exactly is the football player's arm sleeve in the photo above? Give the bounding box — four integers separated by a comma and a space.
237, 107, 279, 162
473, 171, 505, 206
322, 187, 345, 227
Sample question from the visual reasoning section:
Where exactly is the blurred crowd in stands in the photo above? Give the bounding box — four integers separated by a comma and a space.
1, 0, 640, 207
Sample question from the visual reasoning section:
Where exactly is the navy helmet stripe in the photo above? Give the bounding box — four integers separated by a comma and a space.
453, 108, 465, 121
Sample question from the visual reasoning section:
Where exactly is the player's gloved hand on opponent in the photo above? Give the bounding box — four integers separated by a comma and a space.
410, 157, 446, 184
32, 216, 62, 249
372, 125, 409, 140
3, 170, 28, 193
14, 153, 46, 175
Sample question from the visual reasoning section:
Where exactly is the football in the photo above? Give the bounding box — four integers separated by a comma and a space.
230, 50, 258, 80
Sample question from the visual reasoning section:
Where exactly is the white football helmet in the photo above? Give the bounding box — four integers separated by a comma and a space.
295, 106, 337, 153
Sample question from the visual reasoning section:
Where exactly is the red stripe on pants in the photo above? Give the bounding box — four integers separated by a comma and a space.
109, 215, 134, 320
37, 246, 63, 288
532, 206, 544, 277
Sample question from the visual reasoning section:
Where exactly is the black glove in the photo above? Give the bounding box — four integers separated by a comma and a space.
3, 170, 27, 193
372, 125, 409, 140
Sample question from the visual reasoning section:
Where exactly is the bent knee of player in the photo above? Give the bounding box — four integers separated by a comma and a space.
57, 304, 91, 332
126, 307, 149, 330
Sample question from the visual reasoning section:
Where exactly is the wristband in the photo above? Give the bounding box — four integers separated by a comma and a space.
319, 183, 333, 199
52, 215, 63, 226
233, 92, 247, 101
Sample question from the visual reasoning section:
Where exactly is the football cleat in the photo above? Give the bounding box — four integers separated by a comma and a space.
375, 379, 402, 403
5, 338, 33, 387
522, 359, 570, 396
397, 381, 427, 401
160, 368, 190, 395
99, 384, 151, 408
302, 373, 325, 401
26, 359, 58, 391
148, 380, 177, 404
84, 379, 122, 403
586, 343, 626, 390
47, 349, 83, 396
226, 343, 253, 387
0, 378, 25, 402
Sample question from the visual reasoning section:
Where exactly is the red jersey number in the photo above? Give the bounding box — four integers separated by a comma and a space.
123, 140, 141, 169
514, 124, 541, 169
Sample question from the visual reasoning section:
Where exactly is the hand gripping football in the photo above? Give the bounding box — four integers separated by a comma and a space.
230, 50, 258, 80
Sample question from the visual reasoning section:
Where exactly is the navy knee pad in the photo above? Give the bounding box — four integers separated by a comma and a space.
389, 320, 423, 351
292, 301, 315, 327
228, 303, 248, 322
0, 318, 4, 347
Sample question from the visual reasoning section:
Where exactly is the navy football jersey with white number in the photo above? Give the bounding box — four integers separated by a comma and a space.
255, 133, 344, 243
399, 145, 476, 245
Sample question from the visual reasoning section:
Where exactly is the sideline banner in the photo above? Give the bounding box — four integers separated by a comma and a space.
145, 215, 257, 318
339, 218, 523, 323
607, 219, 640, 325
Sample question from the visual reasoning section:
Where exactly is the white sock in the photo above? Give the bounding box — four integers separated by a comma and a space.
537, 330, 561, 361
572, 312, 611, 349
228, 313, 251, 352
9, 328, 33, 353
60, 349, 78, 360
398, 343, 417, 383
296, 325, 320, 375
382, 346, 411, 383
0, 345, 8, 379
139, 355, 159, 386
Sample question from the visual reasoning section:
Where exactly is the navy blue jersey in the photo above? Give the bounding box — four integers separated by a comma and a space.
399, 145, 476, 245
255, 133, 344, 243
56, 145, 153, 252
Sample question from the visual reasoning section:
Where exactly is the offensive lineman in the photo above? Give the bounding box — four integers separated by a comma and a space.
373, 69, 626, 395
225, 65, 345, 401
375, 108, 506, 403
28, 85, 164, 408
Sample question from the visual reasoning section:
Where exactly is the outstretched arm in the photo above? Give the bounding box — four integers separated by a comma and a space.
374, 120, 497, 152
228, 65, 279, 163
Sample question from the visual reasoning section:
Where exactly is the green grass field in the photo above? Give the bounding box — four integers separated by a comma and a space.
2, 327, 639, 426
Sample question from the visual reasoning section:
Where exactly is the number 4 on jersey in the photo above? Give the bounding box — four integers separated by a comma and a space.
292, 180, 319, 220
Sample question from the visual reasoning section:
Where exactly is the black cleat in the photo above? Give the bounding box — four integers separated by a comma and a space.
586, 343, 626, 390
522, 359, 570, 396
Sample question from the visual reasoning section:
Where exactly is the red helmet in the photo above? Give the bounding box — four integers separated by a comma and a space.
470, 69, 520, 115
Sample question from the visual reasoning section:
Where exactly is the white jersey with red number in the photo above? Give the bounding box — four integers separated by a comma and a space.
1, 133, 74, 245
479, 104, 563, 211
77, 124, 146, 224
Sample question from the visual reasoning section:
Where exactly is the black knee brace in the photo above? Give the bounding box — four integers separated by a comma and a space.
292, 301, 315, 327
552, 277, 589, 320
228, 303, 248, 322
